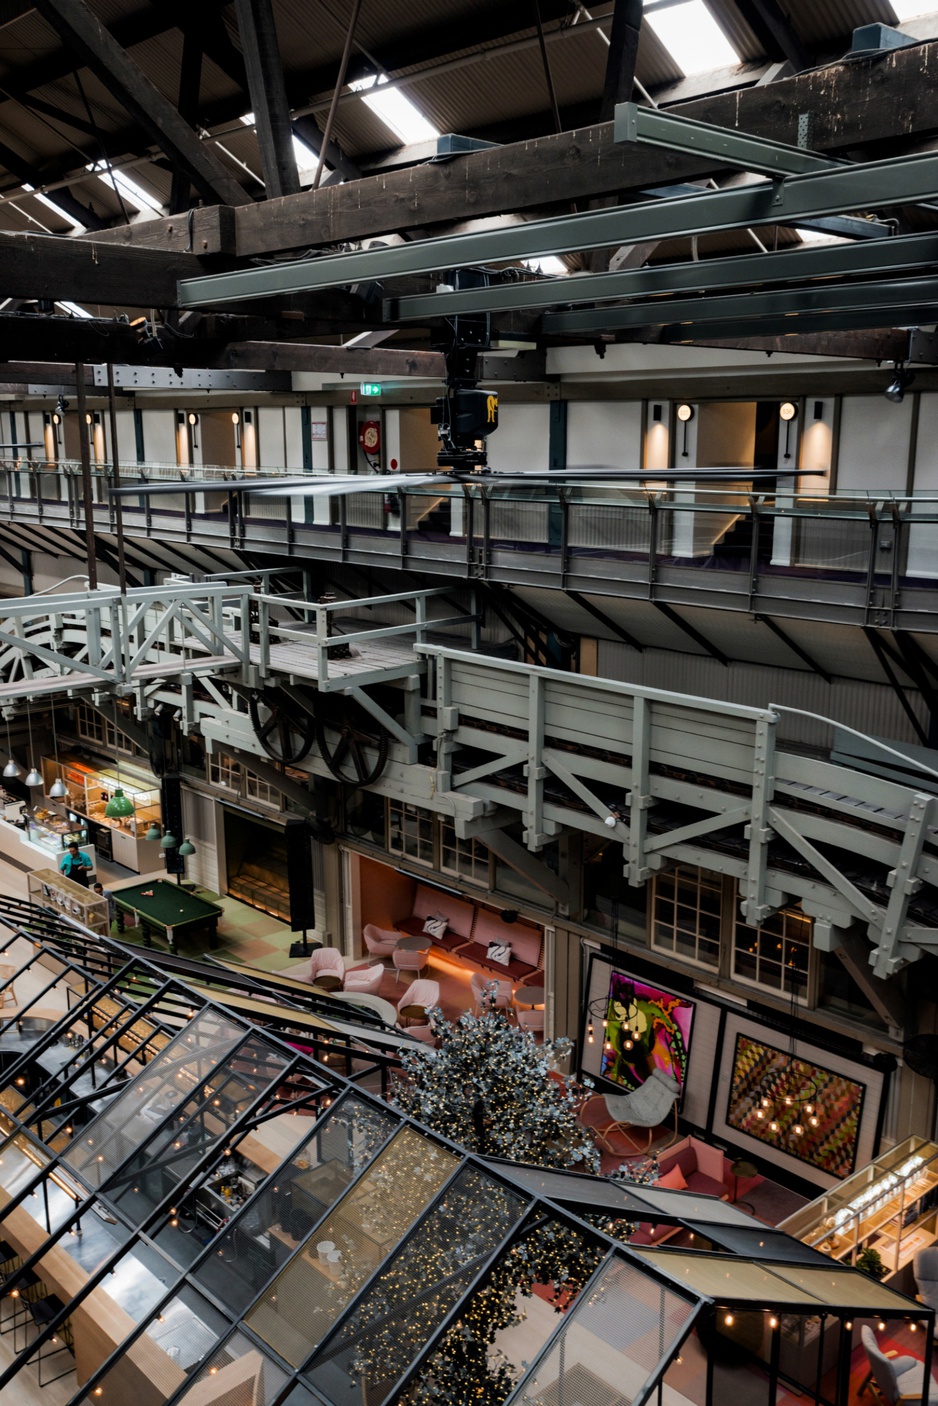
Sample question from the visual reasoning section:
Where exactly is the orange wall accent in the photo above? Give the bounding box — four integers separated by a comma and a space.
358, 854, 415, 931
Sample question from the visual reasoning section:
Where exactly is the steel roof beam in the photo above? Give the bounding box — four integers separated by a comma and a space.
615, 101, 839, 177
385, 230, 938, 321
177, 146, 938, 307
542, 275, 938, 336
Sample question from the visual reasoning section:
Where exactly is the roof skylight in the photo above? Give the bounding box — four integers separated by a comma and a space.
350, 74, 440, 145
87, 161, 164, 217
644, 0, 740, 76
889, 0, 931, 17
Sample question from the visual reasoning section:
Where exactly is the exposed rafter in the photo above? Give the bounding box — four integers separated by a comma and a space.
233, 0, 299, 199
32, 0, 252, 208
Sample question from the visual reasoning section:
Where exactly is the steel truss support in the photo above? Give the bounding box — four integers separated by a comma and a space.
178, 145, 938, 307
386, 230, 938, 322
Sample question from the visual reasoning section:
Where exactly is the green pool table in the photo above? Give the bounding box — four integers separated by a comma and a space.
113, 879, 223, 954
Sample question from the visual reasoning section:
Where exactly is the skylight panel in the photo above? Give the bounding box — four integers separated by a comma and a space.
22, 183, 85, 234
350, 75, 439, 146
87, 161, 164, 217
241, 111, 330, 183
889, 0, 930, 17
645, 0, 740, 76
524, 256, 569, 275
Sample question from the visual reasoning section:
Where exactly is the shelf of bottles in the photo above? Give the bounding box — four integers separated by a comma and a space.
780, 1135, 938, 1277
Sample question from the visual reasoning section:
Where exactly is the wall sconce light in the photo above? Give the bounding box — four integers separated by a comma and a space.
186, 411, 199, 450
651, 403, 663, 422
813, 400, 824, 421
779, 401, 798, 460
676, 403, 694, 458
885, 363, 914, 404
231, 411, 241, 450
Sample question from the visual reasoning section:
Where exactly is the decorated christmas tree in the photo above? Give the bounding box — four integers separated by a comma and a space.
391, 986, 600, 1173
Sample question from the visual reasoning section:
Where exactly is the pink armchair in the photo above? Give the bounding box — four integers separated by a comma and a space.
344, 964, 384, 996
393, 946, 428, 982
397, 979, 440, 1027
308, 947, 345, 986
363, 924, 400, 965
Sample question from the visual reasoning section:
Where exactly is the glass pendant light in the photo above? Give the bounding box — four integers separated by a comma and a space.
48, 703, 66, 798
24, 701, 42, 787
3, 712, 21, 779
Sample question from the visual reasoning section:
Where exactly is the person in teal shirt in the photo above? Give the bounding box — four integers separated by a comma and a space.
59, 842, 92, 887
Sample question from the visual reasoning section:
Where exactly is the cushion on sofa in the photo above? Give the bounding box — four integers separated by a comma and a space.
657, 1164, 688, 1191
472, 911, 542, 966
412, 885, 474, 939
665, 1146, 697, 1181
689, 1137, 726, 1186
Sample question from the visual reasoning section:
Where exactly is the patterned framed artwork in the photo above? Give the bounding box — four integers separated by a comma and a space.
599, 972, 695, 1105
726, 1032, 866, 1177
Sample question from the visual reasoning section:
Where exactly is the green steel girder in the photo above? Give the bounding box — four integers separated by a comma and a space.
177, 147, 938, 308
633, 302, 938, 342
384, 230, 938, 322
614, 101, 839, 178
541, 275, 938, 336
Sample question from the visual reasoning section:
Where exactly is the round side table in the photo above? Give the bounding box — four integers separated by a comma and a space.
731, 1158, 758, 1213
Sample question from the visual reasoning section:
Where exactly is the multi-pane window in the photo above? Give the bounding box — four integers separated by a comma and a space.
245, 769, 280, 808
734, 905, 812, 995
75, 701, 134, 754
440, 820, 489, 886
651, 865, 721, 968
208, 753, 241, 792
387, 800, 434, 866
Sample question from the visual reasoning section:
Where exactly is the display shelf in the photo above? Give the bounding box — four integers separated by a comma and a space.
27, 866, 109, 935
781, 1135, 938, 1278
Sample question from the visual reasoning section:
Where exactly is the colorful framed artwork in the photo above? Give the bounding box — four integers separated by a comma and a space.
599, 972, 695, 1104
726, 1033, 866, 1177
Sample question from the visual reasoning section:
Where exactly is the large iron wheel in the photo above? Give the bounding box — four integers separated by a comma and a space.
315, 697, 390, 787
249, 687, 316, 764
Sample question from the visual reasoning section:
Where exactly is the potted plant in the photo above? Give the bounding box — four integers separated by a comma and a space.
856, 1247, 887, 1280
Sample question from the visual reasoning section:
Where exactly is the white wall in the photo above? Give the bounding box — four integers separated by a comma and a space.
309, 407, 330, 471
141, 409, 177, 466
836, 395, 910, 493
567, 401, 643, 470
912, 393, 938, 491
258, 407, 287, 468
487, 403, 551, 472
283, 406, 305, 469
181, 785, 219, 892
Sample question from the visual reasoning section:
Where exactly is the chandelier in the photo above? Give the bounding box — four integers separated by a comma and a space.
751, 976, 821, 1140
586, 981, 642, 1056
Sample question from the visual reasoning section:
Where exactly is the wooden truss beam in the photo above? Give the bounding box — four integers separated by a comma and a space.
233, 0, 300, 199
79, 39, 938, 257
32, 0, 252, 208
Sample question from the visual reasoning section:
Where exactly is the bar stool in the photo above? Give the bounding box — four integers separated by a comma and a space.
0, 963, 16, 1009
28, 1293, 74, 1387
3, 1267, 43, 1349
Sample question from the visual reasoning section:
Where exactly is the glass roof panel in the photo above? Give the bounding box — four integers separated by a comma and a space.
171, 1331, 291, 1405
0, 1126, 51, 1198
767, 1262, 923, 1313
98, 1038, 290, 1228
195, 1094, 398, 1316
514, 1254, 699, 1406
75, 1281, 230, 1404
693, 1225, 835, 1264
407, 1219, 607, 1405
245, 1125, 457, 1367
305, 1163, 527, 1402
63, 1009, 245, 1187
630, 1249, 831, 1305
486, 1161, 652, 1215
628, 1188, 761, 1225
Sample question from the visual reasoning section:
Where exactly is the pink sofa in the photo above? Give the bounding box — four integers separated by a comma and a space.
396, 884, 543, 981
628, 1136, 764, 1246
456, 910, 542, 981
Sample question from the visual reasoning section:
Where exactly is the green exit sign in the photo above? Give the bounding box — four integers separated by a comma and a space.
360, 382, 382, 397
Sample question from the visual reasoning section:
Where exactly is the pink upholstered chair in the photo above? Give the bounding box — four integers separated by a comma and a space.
308, 947, 345, 985
407, 1024, 439, 1046
393, 946, 428, 982
397, 979, 440, 1027
517, 1008, 545, 1035
363, 924, 400, 965
470, 972, 514, 1013
343, 964, 384, 996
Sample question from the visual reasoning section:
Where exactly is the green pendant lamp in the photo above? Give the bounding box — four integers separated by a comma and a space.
160, 831, 178, 850
145, 822, 162, 842
177, 839, 196, 857
104, 787, 135, 819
